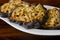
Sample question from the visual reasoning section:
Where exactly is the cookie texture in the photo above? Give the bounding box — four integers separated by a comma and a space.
43, 8, 60, 28
9, 4, 46, 22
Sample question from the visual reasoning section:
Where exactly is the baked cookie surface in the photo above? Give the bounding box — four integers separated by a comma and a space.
9, 4, 46, 22
43, 8, 60, 28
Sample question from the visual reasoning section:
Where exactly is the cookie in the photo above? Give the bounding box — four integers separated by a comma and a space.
43, 8, 60, 28
0, 0, 22, 17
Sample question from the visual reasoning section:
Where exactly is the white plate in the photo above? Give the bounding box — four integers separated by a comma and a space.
0, 5, 60, 36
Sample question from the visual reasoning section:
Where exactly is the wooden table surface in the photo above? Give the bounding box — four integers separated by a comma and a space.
0, 0, 60, 40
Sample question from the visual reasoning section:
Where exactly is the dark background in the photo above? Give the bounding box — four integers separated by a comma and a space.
0, 0, 60, 40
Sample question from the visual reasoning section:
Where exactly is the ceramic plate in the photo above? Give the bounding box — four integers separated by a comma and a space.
0, 5, 60, 36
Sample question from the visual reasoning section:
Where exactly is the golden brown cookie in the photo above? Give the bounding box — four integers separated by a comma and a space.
43, 8, 60, 28
9, 4, 46, 22
0, 0, 22, 17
